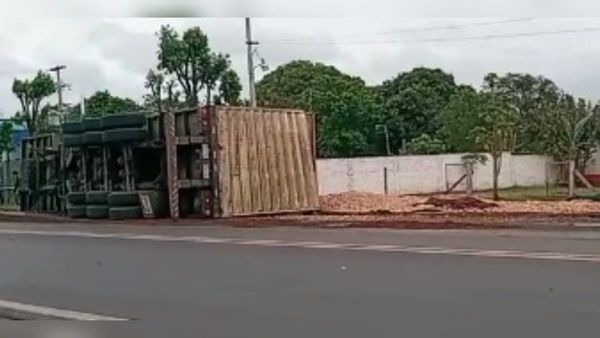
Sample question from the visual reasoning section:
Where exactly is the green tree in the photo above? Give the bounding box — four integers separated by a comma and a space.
218, 69, 242, 105
156, 25, 235, 107
482, 73, 562, 153
471, 93, 517, 201
440, 85, 485, 152
144, 69, 164, 112
257, 60, 379, 157
12, 71, 56, 135
0, 122, 14, 193
77, 90, 141, 117
404, 134, 446, 155
377, 68, 459, 152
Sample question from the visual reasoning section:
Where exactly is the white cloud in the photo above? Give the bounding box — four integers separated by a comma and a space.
3, 17, 600, 117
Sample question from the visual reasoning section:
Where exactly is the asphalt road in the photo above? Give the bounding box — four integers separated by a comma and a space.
0, 224, 599, 337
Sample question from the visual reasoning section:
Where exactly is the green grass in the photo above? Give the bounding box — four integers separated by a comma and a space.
476, 185, 576, 201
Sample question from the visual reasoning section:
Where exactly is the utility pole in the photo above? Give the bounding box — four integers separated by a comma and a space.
49, 65, 67, 108
245, 17, 258, 107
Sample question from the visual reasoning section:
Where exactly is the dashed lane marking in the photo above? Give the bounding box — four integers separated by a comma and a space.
0, 299, 128, 321
1, 229, 600, 263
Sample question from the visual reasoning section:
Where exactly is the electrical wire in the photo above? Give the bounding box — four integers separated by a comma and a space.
262, 17, 534, 43
263, 26, 600, 45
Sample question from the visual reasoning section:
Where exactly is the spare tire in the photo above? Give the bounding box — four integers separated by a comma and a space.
83, 118, 103, 131
109, 206, 142, 220
86, 205, 109, 219
63, 134, 83, 147
86, 191, 108, 204
62, 121, 83, 134
108, 191, 139, 207
102, 113, 146, 130
67, 205, 87, 218
67, 192, 86, 205
82, 131, 103, 145
103, 128, 148, 143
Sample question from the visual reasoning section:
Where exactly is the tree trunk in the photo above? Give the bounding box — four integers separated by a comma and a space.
492, 153, 500, 201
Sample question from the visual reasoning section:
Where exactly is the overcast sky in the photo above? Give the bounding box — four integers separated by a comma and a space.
3, 17, 600, 116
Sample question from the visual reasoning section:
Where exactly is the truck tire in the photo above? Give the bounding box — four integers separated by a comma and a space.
103, 128, 148, 144
61, 121, 83, 134
102, 113, 146, 129
67, 192, 86, 205
86, 205, 109, 219
109, 206, 142, 220
86, 191, 108, 204
82, 131, 103, 145
83, 118, 103, 131
108, 191, 139, 207
67, 205, 87, 218
63, 134, 83, 147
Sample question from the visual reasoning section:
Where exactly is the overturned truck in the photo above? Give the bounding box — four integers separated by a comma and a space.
20, 106, 319, 220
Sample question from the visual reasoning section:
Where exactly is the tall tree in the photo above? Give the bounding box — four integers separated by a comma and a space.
218, 69, 242, 105
377, 67, 459, 153
12, 71, 56, 135
471, 93, 517, 201
144, 69, 164, 112
257, 60, 379, 157
76, 91, 141, 117
0, 122, 14, 193
202, 52, 230, 105
157, 25, 209, 106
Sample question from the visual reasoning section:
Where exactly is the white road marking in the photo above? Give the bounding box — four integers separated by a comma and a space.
2, 229, 600, 263
0, 299, 128, 321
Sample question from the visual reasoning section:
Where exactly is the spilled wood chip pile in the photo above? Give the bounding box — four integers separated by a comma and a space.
320, 192, 600, 215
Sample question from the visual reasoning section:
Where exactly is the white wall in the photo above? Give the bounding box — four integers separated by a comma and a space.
317, 153, 553, 195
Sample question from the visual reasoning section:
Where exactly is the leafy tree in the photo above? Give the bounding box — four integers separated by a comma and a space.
218, 69, 242, 105
0, 122, 14, 191
377, 68, 459, 153
76, 90, 141, 117
156, 25, 236, 107
257, 60, 379, 157
404, 134, 446, 155
440, 85, 484, 152
470, 93, 517, 201
12, 71, 56, 135
144, 69, 164, 112
482, 73, 562, 153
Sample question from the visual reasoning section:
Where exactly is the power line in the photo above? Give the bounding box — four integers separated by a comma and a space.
263, 26, 600, 45
262, 17, 534, 43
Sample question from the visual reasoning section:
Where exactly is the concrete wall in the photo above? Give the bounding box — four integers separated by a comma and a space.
317, 153, 552, 195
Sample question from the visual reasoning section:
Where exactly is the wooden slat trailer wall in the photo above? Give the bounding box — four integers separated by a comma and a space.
214, 107, 319, 217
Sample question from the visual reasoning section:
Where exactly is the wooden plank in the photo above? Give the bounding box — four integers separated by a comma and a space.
229, 109, 243, 215
255, 110, 272, 212
272, 110, 289, 210
163, 112, 180, 218
280, 111, 299, 210
238, 110, 252, 213
247, 110, 262, 212
265, 110, 280, 211
289, 112, 307, 208
296, 113, 319, 208
217, 108, 232, 217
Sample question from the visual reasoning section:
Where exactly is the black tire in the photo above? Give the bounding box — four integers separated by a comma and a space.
103, 128, 148, 143
109, 206, 142, 220
67, 205, 87, 218
63, 134, 83, 147
86, 205, 109, 219
108, 191, 139, 207
102, 113, 146, 130
67, 192, 86, 205
86, 191, 108, 204
61, 121, 83, 134
82, 131, 103, 145
83, 118, 103, 131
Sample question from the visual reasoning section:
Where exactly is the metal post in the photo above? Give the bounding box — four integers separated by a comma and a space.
568, 160, 575, 199
383, 167, 389, 195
